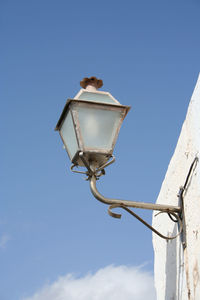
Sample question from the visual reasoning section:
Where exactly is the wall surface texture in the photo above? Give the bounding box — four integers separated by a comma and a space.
153, 74, 200, 300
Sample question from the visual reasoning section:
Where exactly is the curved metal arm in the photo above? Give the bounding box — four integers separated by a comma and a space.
90, 175, 181, 213
89, 157, 199, 240
108, 204, 182, 240
89, 175, 182, 240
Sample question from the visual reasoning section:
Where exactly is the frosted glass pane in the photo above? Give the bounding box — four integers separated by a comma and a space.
77, 106, 122, 150
60, 111, 78, 160
77, 91, 117, 105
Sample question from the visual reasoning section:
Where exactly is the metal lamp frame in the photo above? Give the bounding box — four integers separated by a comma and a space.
55, 99, 130, 167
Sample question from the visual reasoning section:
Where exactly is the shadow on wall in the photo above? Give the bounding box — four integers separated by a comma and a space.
164, 160, 198, 300
165, 227, 177, 300
165, 225, 185, 300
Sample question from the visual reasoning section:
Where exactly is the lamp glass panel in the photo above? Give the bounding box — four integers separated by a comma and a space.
60, 111, 78, 160
76, 106, 122, 150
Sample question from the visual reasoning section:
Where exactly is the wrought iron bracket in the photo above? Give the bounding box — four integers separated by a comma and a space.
108, 203, 182, 240
89, 174, 182, 240
71, 152, 198, 241
89, 157, 198, 240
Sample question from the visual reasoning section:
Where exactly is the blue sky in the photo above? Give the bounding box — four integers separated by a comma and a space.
1, 0, 200, 299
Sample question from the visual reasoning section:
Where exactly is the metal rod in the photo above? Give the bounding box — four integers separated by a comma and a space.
79, 152, 93, 174
89, 175, 181, 213
108, 204, 182, 240
96, 155, 115, 172
183, 156, 198, 190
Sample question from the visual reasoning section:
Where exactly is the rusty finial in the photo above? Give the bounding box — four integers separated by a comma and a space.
80, 76, 103, 89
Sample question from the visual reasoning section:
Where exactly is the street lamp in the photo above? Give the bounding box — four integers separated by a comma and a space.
55, 76, 130, 173
55, 77, 198, 241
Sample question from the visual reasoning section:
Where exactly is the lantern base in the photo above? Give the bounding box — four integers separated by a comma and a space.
72, 150, 113, 169
71, 152, 116, 179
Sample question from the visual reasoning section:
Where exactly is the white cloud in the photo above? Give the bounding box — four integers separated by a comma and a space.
23, 265, 156, 300
0, 234, 10, 249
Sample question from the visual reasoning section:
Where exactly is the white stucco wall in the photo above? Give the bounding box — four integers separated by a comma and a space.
153, 74, 200, 300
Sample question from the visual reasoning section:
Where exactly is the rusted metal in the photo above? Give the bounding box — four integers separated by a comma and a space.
80, 76, 103, 89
